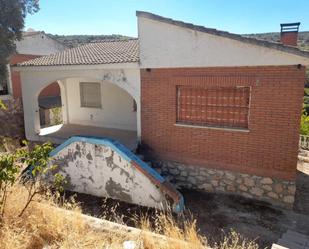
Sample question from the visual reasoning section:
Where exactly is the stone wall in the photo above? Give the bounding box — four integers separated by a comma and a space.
0, 98, 24, 139
151, 159, 296, 208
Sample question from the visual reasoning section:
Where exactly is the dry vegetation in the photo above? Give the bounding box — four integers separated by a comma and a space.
0, 130, 260, 249
0, 183, 205, 249
0, 183, 261, 249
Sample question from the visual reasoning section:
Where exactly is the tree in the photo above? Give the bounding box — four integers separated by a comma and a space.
0, 0, 39, 90
0, 141, 66, 219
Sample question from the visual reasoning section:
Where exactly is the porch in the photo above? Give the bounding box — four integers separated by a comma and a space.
13, 39, 141, 148
39, 124, 138, 150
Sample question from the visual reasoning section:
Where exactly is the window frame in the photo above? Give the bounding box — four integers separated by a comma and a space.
80, 82, 102, 109
176, 85, 251, 130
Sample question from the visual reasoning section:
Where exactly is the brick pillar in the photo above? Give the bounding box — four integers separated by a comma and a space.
281, 32, 298, 46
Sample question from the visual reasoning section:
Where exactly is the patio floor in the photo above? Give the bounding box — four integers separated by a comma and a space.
39, 124, 138, 150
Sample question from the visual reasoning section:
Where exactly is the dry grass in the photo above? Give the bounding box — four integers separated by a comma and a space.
0, 183, 260, 249
0, 184, 128, 249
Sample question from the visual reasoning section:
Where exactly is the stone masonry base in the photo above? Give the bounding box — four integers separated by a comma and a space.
151, 160, 296, 208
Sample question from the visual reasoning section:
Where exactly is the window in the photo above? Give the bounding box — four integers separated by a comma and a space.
177, 86, 250, 129
80, 82, 102, 108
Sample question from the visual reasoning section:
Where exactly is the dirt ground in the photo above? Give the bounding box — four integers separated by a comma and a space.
65, 161, 309, 249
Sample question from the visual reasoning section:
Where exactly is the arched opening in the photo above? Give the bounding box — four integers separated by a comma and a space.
37, 81, 63, 132
37, 77, 138, 150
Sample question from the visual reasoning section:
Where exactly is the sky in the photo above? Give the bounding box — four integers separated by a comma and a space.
25, 0, 309, 36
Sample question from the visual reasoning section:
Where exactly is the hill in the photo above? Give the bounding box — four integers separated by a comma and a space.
50, 32, 309, 51
245, 31, 309, 51
49, 34, 133, 48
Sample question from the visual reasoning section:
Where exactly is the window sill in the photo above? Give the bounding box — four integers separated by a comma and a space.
174, 123, 250, 133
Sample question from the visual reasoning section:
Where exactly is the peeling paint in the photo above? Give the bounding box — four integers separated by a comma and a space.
105, 177, 132, 203
49, 136, 184, 212
88, 175, 95, 183
86, 152, 93, 161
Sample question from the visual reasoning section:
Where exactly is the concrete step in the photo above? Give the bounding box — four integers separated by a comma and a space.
285, 230, 309, 241
272, 244, 289, 249
274, 230, 309, 249
280, 235, 308, 247
277, 239, 304, 249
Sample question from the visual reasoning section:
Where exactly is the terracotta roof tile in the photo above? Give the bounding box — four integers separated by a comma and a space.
18, 39, 139, 67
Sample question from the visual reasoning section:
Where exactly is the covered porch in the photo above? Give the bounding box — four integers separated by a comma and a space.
13, 39, 141, 149
39, 124, 138, 150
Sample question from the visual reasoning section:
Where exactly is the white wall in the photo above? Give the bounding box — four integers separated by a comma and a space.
16, 33, 66, 55
18, 65, 141, 141
138, 17, 309, 68
65, 77, 137, 131
51, 140, 173, 210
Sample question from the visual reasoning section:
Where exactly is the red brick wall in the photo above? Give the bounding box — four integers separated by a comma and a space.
141, 65, 306, 181
38, 83, 60, 97
9, 54, 60, 98
280, 32, 298, 46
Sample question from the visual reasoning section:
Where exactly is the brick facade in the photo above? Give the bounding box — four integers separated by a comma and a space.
280, 32, 298, 47
141, 65, 305, 182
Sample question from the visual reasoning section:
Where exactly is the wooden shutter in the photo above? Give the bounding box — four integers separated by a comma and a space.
80, 82, 102, 108
177, 86, 250, 129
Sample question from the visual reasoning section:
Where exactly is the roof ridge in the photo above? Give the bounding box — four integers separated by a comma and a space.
136, 11, 309, 58
22, 31, 44, 37
90, 38, 138, 43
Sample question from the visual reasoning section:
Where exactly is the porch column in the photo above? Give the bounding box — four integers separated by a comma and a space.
58, 79, 68, 124
137, 98, 141, 141
20, 71, 41, 140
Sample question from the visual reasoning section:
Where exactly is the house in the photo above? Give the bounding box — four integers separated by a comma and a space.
0, 30, 67, 138
3, 30, 67, 99
13, 12, 309, 207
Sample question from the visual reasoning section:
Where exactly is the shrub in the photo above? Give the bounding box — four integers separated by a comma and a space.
300, 111, 309, 135
0, 141, 65, 219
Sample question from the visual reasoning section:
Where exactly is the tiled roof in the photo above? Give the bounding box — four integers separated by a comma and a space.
17, 39, 139, 67
136, 11, 309, 59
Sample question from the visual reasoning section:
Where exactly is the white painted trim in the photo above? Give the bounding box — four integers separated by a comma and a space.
12, 62, 140, 72
6, 64, 13, 95
174, 123, 250, 133
57, 80, 68, 124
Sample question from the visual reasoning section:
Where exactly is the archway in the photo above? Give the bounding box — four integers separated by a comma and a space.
37, 77, 138, 150
37, 81, 64, 132
19, 67, 141, 147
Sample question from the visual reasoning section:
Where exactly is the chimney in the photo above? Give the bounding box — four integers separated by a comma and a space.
280, 22, 300, 46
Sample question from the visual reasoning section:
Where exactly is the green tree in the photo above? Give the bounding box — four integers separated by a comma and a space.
300, 111, 309, 135
0, 153, 18, 216
0, 0, 39, 89
0, 141, 66, 218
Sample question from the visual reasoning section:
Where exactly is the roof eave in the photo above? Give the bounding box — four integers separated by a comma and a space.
12, 62, 140, 72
